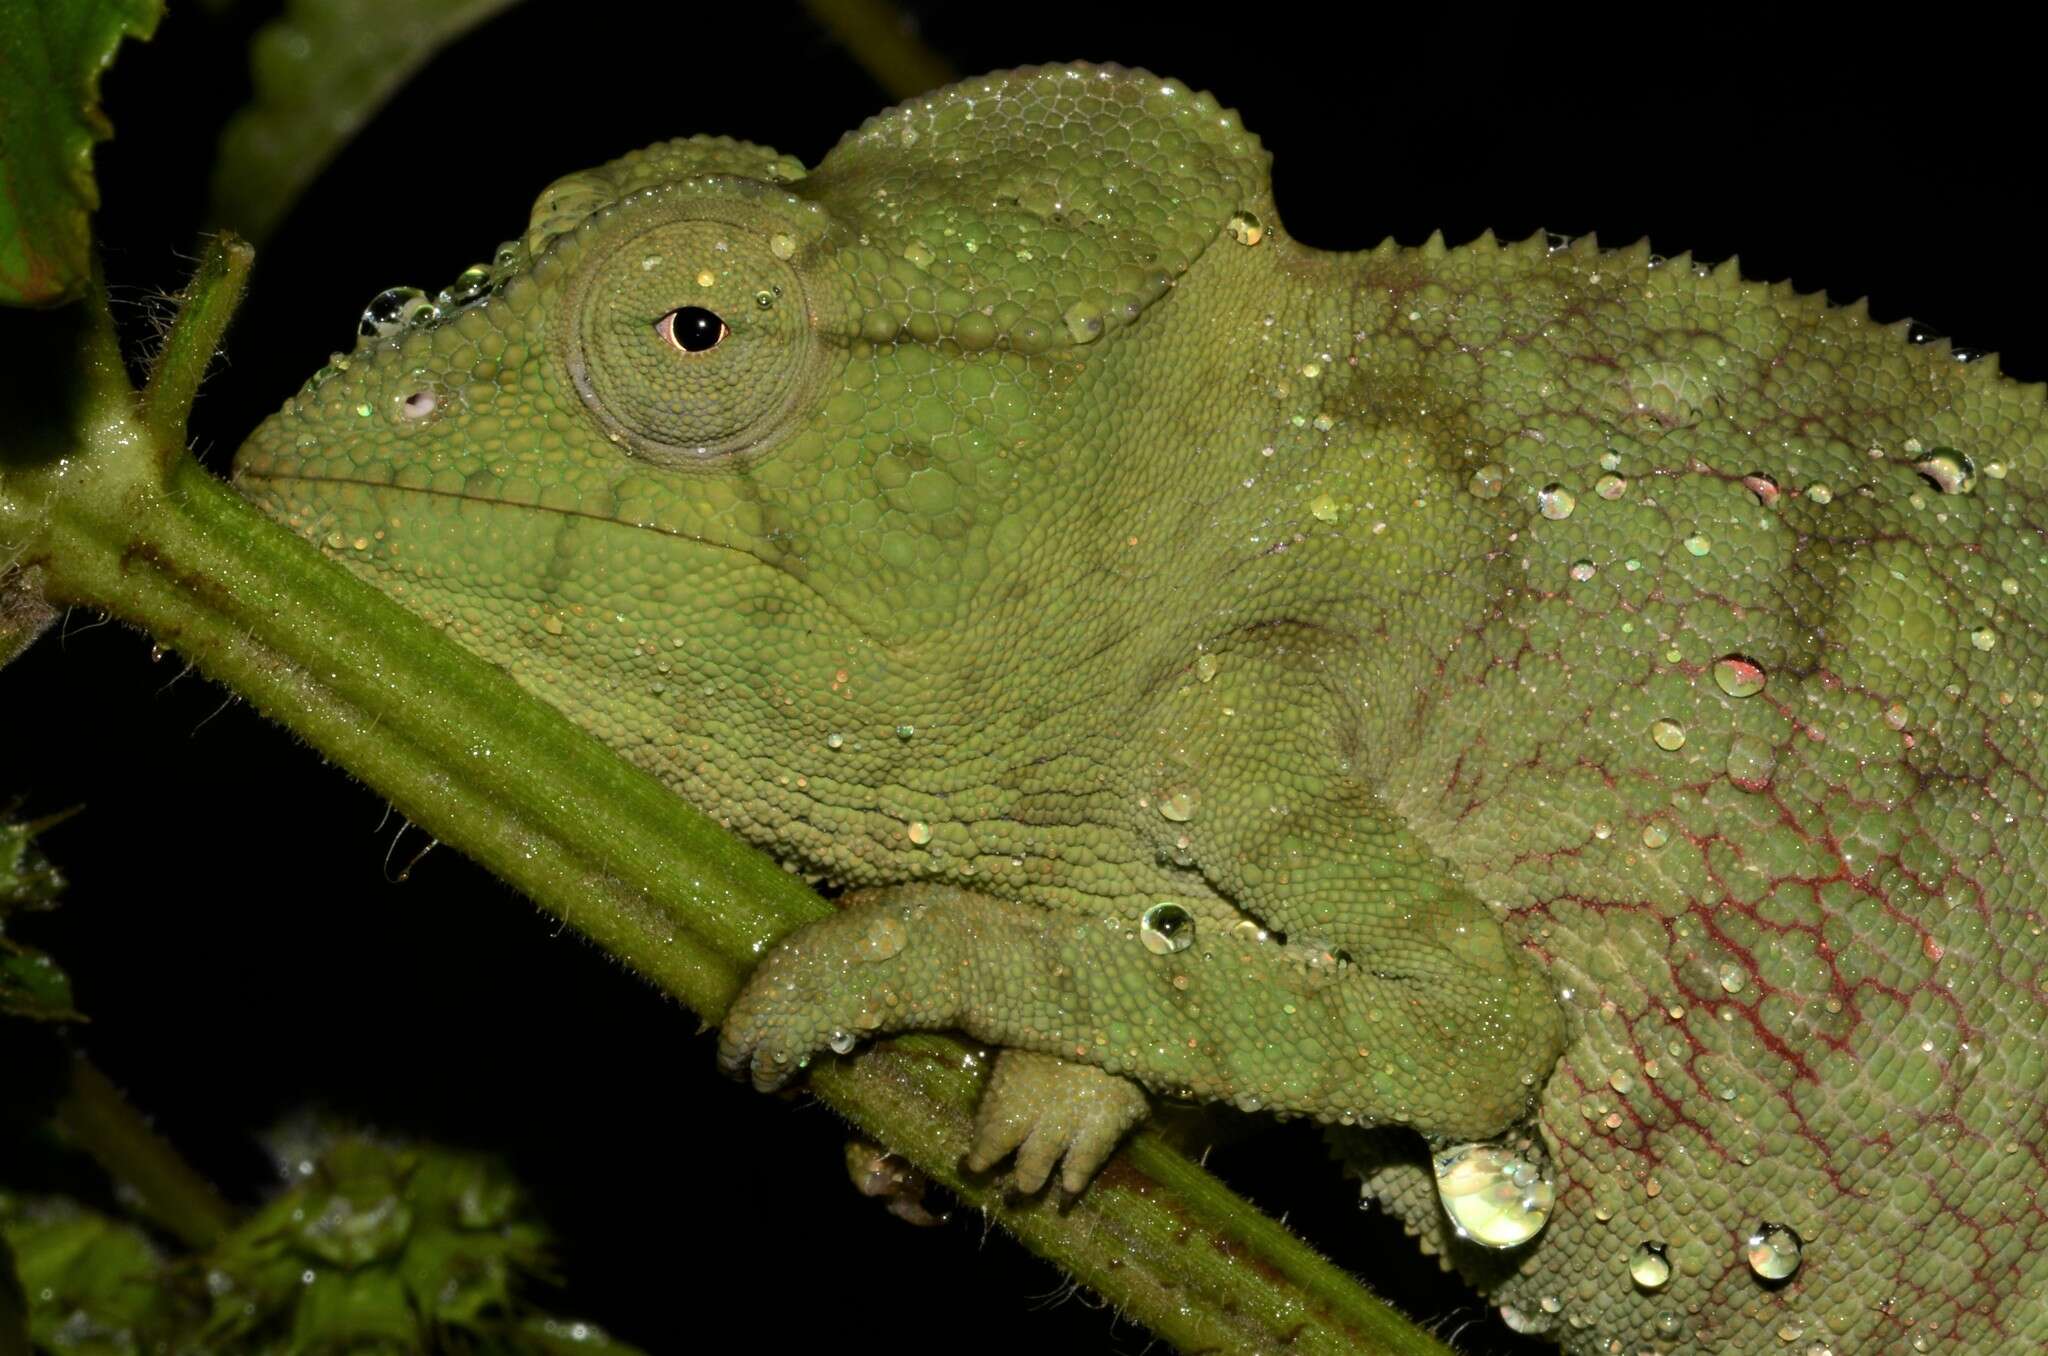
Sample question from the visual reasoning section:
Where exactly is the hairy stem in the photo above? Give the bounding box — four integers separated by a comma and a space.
53, 1056, 235, 1250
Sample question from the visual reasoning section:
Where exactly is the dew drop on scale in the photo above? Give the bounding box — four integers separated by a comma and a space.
1746, 1222, 1803, 1281
1431, 1138, 1554, 1248
1138, 902, 1194, 955
358, 286, 439, 341
1629, 1242, 1672, 1291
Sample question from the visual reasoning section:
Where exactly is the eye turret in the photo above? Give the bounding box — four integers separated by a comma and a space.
563, 205, 824, 465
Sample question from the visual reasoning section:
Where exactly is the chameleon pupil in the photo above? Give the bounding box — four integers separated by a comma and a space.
661, 306, 726, 352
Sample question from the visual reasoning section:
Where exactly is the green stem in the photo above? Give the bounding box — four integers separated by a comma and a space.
801, 0, 954, 100
53, 1056, 235, 1250
0, 263, 1451, 1355
139, 236, 253, 451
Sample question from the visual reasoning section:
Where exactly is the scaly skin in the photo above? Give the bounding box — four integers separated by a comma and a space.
233, 65, 2047, 1354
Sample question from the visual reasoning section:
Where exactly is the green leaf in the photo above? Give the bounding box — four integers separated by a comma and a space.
209, 0, 524, 244
0, 1193, 194, 1353
0, 0, 161, 306
0, 944, 78, 1023
0, 816, 78, 1023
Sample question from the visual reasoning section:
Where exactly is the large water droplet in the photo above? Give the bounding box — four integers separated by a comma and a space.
1914, 447, 1976, 495
1743, 473, 1781, 507
1713, 655, 1767, 698
1745, 1222, 1803, 1282
1650, 719, 1688, 751
1683, 532, 1712, 556
1719, 962, 1747, 994
1594, 473, 1628, 500
1139, 902, 1195, 955
1431, 1140, 1554, 1248
1159, 788, 1198, 822
1468, 464, 1506, 500
1227, 210, 1265, 246
1629, 1242, 1672, 1291
1538, 483, 1576, 520
1970, 627, 1998, 652
358, 286, 438, 340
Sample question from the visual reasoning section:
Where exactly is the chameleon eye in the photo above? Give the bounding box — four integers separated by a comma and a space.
563, 210, 826, 465
655, 306, 728, 353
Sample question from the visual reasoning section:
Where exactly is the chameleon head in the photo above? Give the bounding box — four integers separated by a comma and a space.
233, 66, 1275, 824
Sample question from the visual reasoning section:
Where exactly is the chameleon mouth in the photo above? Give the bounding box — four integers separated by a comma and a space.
234, 466, 887, 646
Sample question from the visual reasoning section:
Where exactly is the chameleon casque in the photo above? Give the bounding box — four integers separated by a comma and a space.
232, 64, 2048, 1354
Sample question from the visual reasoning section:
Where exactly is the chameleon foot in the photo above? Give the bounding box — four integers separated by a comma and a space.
965, 1049, 1149, 1194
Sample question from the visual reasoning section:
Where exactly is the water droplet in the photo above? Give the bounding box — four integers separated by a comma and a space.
358, 286, 438, 340
1431, 1140, 1554, 1249
894, 724, 916, 740
1806, 483, 1834, 505
434, 263, 492, 309
1159, 789, 1198, 822
1498, 1304, 1547, 1335
1744, 473, 1781, 507
1309, 493, 1340, 522
1139, 902, 1195, 954
828, 1030, 858, 1054
1713, 655, 1767, 698
1629, 1242, 1672, 1291
1227, 210, 1265, 246
826, 733, 845, 749
1719, 962, 1747, 994
906, 820, 932, 845
1568, 559, 1596, 582
1914, 447, 1976, 495
1641, 820, 1671, 849
1970, 627, 1998, 652
1468, 464, 1506, 500
1650, 719, 1687, 751
1684, 532, 1712, 556
1196, 654, 1220, 683
1745, 1222, 1803, 1282
1538, 483, 1576, 520
1609, 1071, 1634, 1094
1595, 473, 1628, 500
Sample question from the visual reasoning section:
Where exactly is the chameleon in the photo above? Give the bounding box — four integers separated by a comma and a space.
231, 63, 2048, 1355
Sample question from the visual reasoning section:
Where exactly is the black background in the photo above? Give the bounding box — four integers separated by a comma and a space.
4, 4, 2038, 1353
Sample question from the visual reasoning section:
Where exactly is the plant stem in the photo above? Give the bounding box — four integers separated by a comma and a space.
53, 1056, 234, 1250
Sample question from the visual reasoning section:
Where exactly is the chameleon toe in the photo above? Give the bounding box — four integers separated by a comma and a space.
965, 1050, 1150, 1195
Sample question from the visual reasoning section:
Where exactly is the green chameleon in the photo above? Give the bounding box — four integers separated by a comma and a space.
233, 64, 2047, 1355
